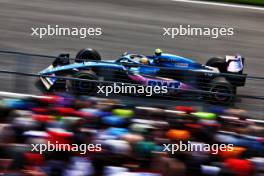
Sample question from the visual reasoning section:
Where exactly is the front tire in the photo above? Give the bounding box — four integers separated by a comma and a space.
52, 53, 70, 67
75, 48, 101, 63
66, 70, 98, 94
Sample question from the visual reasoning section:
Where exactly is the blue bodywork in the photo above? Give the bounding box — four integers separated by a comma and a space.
40, 61, 126, 75
38, 51, 246, 104
115, 53, 212, 75
40, 53, 211, 76
39, 53, 214, 88
39, 58, 193, 93
39, 61, 127, 87
117, 53, 208, 69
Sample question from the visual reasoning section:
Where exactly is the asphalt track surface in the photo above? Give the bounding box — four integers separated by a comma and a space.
0, 0, 263, 118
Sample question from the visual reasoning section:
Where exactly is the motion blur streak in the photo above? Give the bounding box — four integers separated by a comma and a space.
0, 0, 263, 118
171, 0, 264, 11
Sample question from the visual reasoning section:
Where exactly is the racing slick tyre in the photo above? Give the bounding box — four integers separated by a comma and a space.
209, 77, 234, 104
206, 57, 227, 73
52, 53, 70, 67
66, 70, 98, 94
75, 48, 101, 62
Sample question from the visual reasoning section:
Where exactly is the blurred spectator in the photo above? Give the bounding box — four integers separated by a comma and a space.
0, 94, 263, 176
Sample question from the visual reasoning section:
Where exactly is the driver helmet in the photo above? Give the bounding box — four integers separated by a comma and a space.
122, 52, 128, 56
155, 48, 163, 56
140, 57, 149, 64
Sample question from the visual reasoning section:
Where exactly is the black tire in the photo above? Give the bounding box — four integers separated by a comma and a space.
75, 48, 101, 62
209, 77, 234, 104
52, 53, 70, 67
206, 57, 227, 73
67, 70, 98, 94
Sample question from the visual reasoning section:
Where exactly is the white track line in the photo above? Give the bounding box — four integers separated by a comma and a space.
171, 0, 264, 11
0, 91, 49, 99
0, 91, 263, 123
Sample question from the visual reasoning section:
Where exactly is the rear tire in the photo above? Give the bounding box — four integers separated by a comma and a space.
66, 70, 98, 94
206, 57, 227, 73
75, 48, 101, 62
209, 77, 234, 104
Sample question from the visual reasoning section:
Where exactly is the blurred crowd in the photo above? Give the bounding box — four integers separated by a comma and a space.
0, 93, 263, 176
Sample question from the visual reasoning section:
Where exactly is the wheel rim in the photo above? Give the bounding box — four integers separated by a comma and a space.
211, 85, 232, 102
73, 75, 96, 93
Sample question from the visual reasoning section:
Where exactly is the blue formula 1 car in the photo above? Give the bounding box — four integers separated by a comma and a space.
38, 48, 247, 103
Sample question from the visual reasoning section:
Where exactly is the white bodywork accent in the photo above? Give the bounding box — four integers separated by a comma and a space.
226, 55, 243, 73
40, 65, 56, 90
